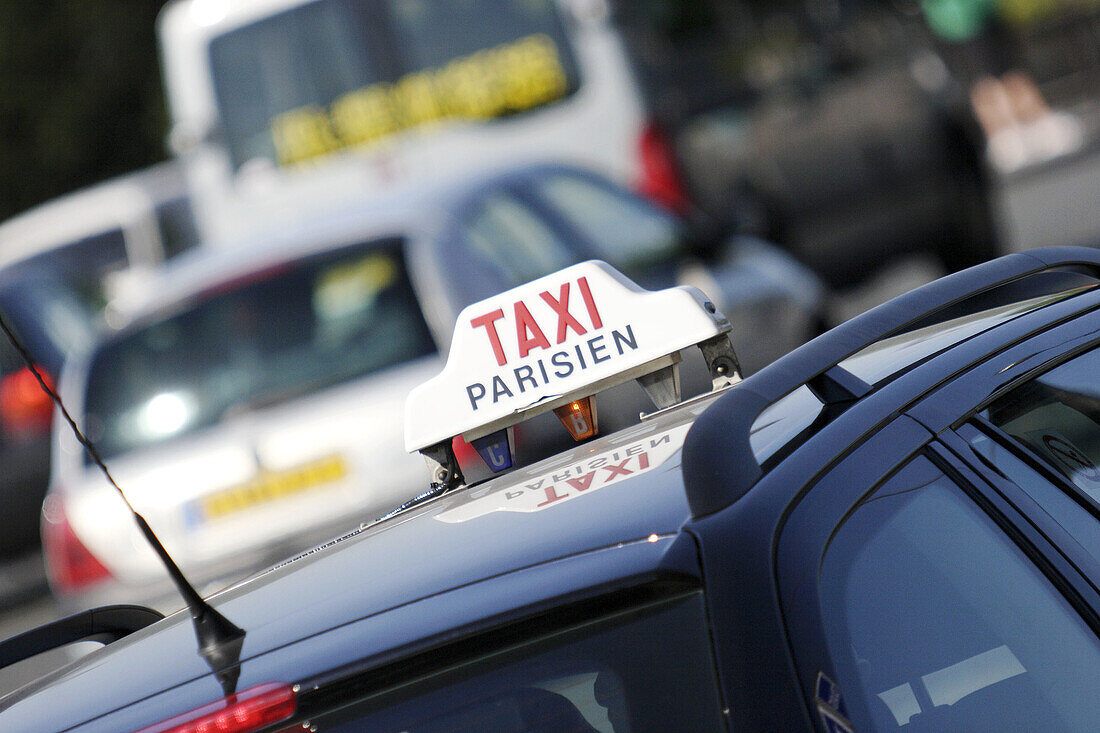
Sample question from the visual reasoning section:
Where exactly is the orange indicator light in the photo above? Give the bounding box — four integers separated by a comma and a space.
554, 396, 598, 441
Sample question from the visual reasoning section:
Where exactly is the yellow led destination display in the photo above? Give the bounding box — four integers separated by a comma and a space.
271, 34, 569, 166
199, 454, 349, 520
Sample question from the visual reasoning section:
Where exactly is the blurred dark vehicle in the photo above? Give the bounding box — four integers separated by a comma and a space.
921, 0, 1100, 254
0, 261, 103, 604
0, 163, 197, 578
0, 283, 69, 554
419, 164, 824, 374
610, 0, 997, 285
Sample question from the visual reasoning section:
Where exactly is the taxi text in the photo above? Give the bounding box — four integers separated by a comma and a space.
436, 424, 691, 523
465, 276, 639, 410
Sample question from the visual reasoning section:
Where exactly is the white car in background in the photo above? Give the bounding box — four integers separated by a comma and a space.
44, 214, 441, 612
0, 163, 196, 604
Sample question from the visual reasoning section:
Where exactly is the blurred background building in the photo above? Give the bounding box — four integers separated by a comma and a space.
0, 1, 171, 222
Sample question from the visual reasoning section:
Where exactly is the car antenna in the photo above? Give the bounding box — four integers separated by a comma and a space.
0, 312, 245, 696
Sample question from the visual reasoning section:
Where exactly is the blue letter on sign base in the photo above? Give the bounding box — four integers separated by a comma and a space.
472, 430, 513, 473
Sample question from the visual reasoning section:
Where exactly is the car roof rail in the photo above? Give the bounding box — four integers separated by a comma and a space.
683, 246, 1100, 518
0, 605, 163, 670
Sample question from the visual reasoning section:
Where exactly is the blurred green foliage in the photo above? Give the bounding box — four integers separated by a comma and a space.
0, 1, 170, 221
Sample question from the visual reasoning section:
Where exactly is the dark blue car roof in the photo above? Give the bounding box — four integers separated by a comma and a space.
7, 246, 1100, 731
0, 392, 713, 731
683, 246, 1100, 516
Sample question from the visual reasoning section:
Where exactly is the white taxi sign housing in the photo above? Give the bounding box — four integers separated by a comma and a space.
405, 261, 733, 454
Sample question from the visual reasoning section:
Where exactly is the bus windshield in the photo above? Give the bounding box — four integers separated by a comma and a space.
209, 0, 581, 169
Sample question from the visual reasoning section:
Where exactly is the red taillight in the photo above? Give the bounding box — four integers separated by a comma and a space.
135, 682, 297, 733
636, 122, 690, 214
41, 494, 113, 594
0, 365, 54, 439
451, 434, 481, 467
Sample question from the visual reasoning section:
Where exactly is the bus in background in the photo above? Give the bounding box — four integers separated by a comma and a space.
158, 0, 664, 243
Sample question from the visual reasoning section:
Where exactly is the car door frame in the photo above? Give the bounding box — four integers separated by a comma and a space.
770, 304, 1100, 729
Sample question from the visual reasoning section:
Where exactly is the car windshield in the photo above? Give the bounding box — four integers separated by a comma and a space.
210, 0, 581, 169
535, 172, 684, 284
83, 239, 435, 460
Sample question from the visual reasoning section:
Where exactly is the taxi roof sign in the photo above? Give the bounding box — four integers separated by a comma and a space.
405, 261, 735, 456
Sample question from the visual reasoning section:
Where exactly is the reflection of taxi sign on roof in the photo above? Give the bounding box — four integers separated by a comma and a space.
405, 261, 741, 487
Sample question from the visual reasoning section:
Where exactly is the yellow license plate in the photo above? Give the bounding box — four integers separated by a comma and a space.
198, 454, 349, 521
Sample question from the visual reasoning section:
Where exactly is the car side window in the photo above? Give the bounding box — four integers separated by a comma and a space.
962, 425, 1100, 569
958, 344, 1100, 568
978, 345, 1100, 501
819, 456, 1100, 731
534, 173, 683, 276
462, 192, 576, 288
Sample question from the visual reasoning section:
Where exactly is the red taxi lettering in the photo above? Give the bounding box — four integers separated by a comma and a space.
471, 309, 507, 366
566, 473, 595, 491
515, 301, 551, 358
435, 426, 693, 524
470, 277, 604, 367
537, 485, 570, 507
577, 276, 603, 329
540, 283, 588, 343
462, 274, 638, 411
602, 460, 634, 479
533, 451, 650, 506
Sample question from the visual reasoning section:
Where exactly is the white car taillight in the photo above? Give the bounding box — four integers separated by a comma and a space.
0, 365, 54, 439
41, 493, 113, 594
